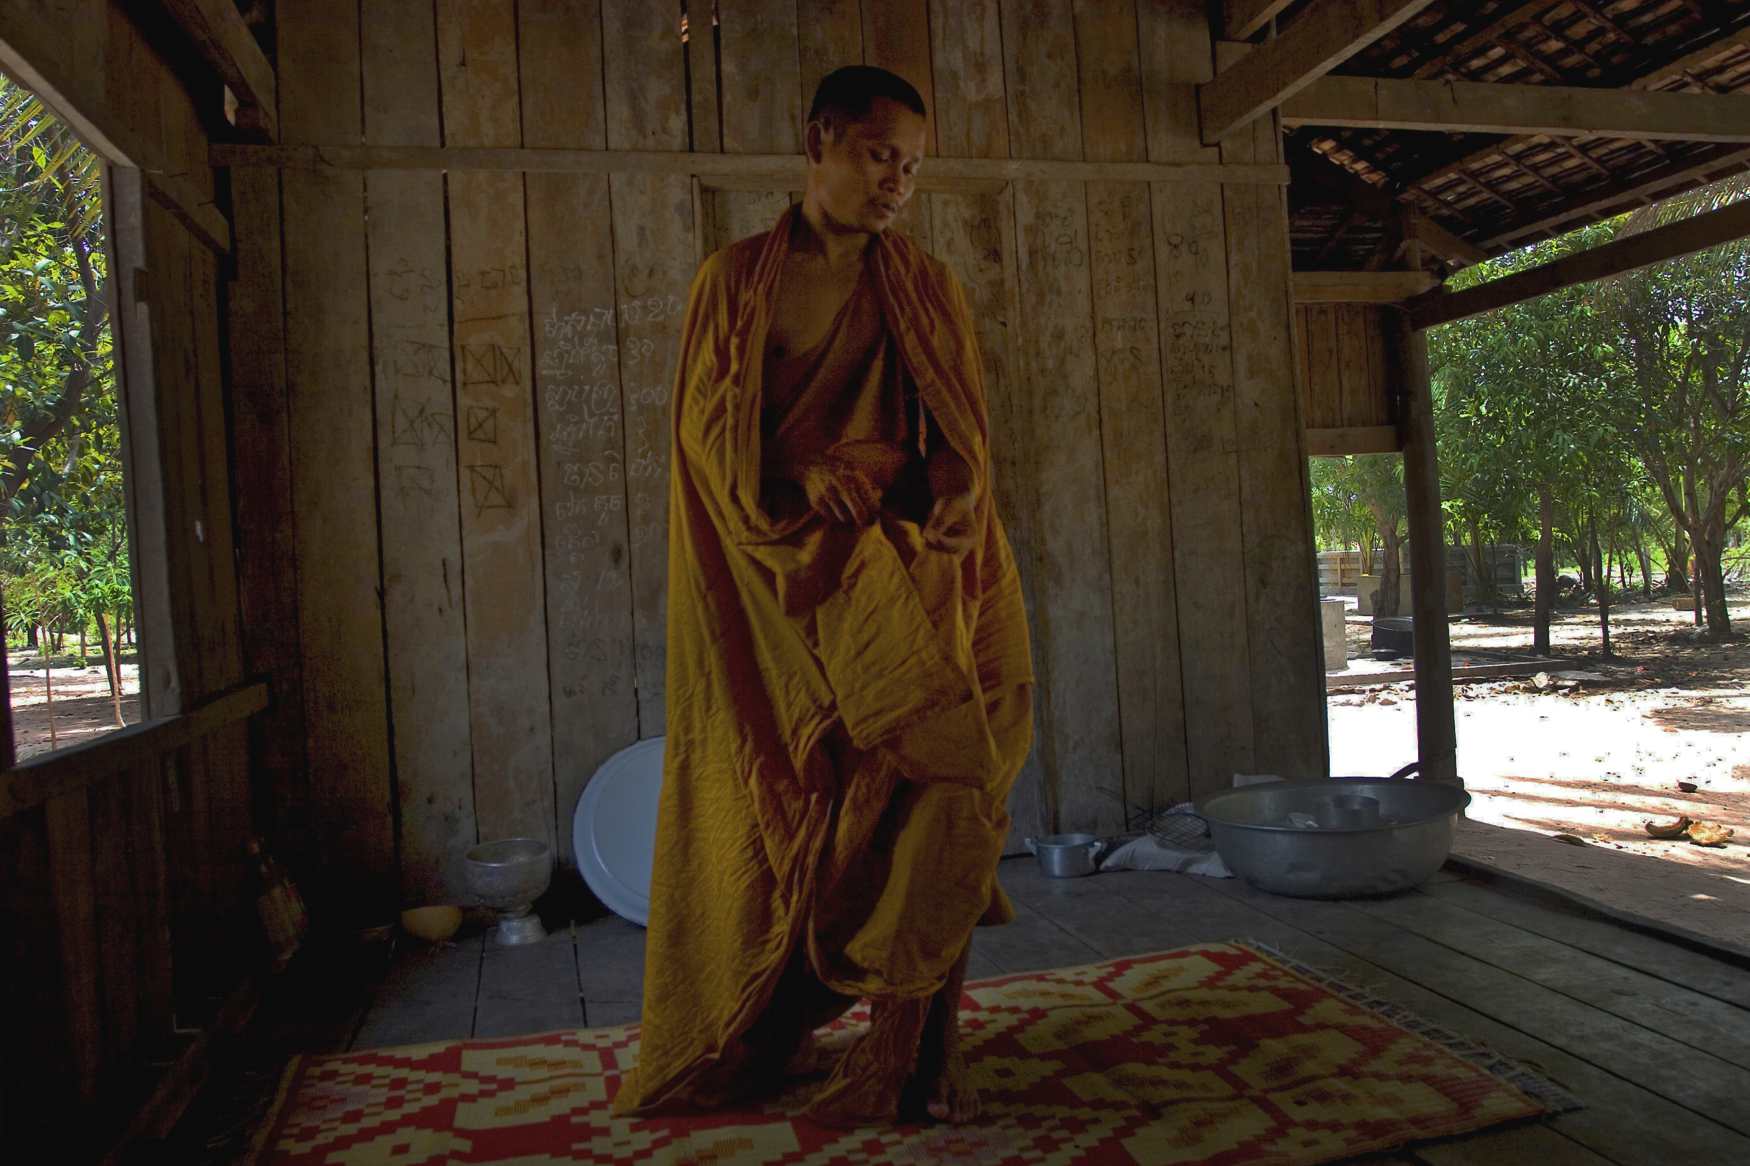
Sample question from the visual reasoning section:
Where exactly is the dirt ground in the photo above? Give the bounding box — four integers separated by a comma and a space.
7, 655, 142, 760
1327, 590, 1748, 948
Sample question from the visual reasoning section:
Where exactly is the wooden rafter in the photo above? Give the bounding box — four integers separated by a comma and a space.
1636, 26, 1750, 89
1405, 22, 1750, 196
1294, 270, 1440, 301
151, 0, 279, 138
1568, 0, 1634, 46
1294, 141, 1492, 269
1314, 206, 1365, 264
1457, 167, 1520, 213
1409, 195, 1750, 328
1496, 147, 1565, 195
1405, 0, 1567, 81
1283, 76, 1750, 141
1410, 213, 1490, 266
1482, 143, 1750, 246
1226, 0, 1296, 40
209, 143, 1291, 187
1198, 0, 1440, 143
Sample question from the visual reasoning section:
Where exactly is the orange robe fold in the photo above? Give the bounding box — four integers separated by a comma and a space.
612, 207, 1034, 1117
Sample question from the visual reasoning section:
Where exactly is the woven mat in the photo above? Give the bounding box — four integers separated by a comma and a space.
251, 940, 1573, 1165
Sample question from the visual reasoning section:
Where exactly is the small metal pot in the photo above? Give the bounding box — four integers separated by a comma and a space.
1026, 833, 1106, 878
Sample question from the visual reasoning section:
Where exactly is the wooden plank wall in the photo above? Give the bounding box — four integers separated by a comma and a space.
1295, 302, 1395, 429
0, 1, 260, 1153
257, 0, 1327, 900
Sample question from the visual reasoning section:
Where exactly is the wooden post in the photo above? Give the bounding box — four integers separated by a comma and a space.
1392, 301, 1458, 786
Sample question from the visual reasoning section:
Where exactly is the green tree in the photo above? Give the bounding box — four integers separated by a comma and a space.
1593, 183, 1750, 640
1309, 455, 1371, 553
2, 75, 133, 738
1430, 224, 1615, 654
1, 75, 110, 511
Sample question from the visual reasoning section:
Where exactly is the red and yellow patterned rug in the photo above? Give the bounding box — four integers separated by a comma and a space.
251, 941, 1570, 1165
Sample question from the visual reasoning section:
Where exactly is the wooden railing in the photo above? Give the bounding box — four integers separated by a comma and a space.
0, 680, 266, 818
0, 679, 268, 1159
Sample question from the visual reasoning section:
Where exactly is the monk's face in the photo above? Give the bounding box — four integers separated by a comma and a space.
805, 98, 926, 234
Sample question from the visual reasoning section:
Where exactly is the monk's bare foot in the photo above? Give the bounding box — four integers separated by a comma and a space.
925, 1050, 979, 1123
801, 999, 930, 1127
908, 944, 979, 1123
784, 1030, 822, 1076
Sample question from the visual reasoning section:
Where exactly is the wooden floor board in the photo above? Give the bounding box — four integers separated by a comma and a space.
969, 892, 1102, 973
1357, 888, 1750, 1070
474, 929, 584, 1038
1188, 874, 1750, 1161
329, 868, 1750, 1165
1412, 1123, 1616, 1165
575, 915, 647, 1008
1427, 876, 1750, 1010
965, 945, 1005, 981
586, 999, 643, 1027
350, 934, 483, 1049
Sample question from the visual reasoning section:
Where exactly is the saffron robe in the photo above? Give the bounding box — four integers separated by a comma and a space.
611, 207, 1034, 1117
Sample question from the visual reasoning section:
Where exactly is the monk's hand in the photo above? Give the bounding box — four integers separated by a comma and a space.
799, 456, 882, 526
923, 489, 978, 555
923, 444, 978, 554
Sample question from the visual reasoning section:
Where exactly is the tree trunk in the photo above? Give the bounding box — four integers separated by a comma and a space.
1684, 475, 1706, 628
1535, 484, 1555, 656
1669, 528, 1690, 592
1636, 538, 1653, 598
1377, 527, 1403, 618
1694, 532, 1732, 641
97, 610, 124, 728
1592, 520, 1611, 658
1468, 519, 1494, 604
77, 628, 87, 667
41, 622, 56, 750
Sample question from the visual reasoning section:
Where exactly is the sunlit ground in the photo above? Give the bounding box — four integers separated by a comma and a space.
1327, 593, 1748, 945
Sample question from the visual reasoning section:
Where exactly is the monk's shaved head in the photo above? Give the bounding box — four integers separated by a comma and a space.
808, 65, 926, 138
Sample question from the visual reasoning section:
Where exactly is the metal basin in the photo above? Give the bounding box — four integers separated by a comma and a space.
1196, 777, 1469, 898
1025, 833, 1107, 878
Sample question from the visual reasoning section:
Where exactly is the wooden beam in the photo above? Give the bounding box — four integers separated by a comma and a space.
1284, 76, 1750, 143
143, 169, 231, 254
1410, 210, 1489, 267
1391, 269, 1458, 786
1305, 424, 1401, 454
1226, 0, 1295, 40
154, 0, 279, 138
1198, 0, 1440, 143
0, 22, 142, 166
1409, 196, 1750, 329
1294, 270, 1439, 301
209, 143, 1292, 186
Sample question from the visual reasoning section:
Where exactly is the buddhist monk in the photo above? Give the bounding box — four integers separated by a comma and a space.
610, 65, 1035, 1128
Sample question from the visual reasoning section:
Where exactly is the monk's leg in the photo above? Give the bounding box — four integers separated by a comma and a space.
799, 994, 932, 1126
734, 946, 856, 1099
908, 941, 977, 1123
798, 943, 975, 1126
